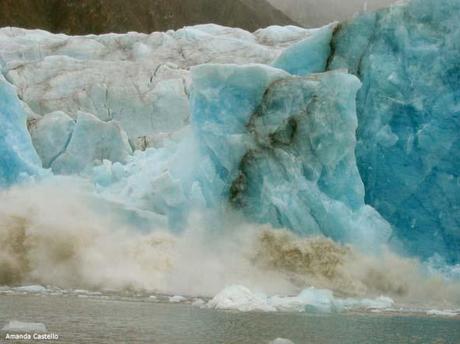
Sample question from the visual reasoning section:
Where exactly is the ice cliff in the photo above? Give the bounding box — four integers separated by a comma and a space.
329, 0, 460, 262
0, 75, 43, 186
191, 65, 391, 247
0, 0, 458, 263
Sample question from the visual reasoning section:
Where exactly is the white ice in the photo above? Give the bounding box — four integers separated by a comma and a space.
207, 285, 394, 313
2, 321, 47, 333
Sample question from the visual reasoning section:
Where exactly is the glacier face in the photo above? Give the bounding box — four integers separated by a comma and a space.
329, 0, 460, 262
191, 65, 391, 247
0, 0, 458, 263
0, 75, 42, 186
83, 64, 392, 248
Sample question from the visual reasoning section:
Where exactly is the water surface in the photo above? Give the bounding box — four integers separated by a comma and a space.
0, 294, 459, 344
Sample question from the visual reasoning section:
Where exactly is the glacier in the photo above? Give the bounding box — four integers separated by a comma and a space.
191, 65, 391, 247
0, 24, 321, 141
0, 75, 43, 186
0, 0, 458, 276
329, 0, 460, 262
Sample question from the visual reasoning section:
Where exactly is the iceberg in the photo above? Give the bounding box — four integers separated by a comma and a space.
192, 298, 206, 307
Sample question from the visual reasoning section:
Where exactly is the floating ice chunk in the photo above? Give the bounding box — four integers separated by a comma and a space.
270, 339, 295, 344
292, 288, 336, 313
337, 296, 394, 311
0, 286, 15, 295
270, 288, 338, 313
207, 285, 276, 312
72, 289, 102, 296
169, 295, 187, 303
2, 321, 47, 333
426, 309, 459, 317
13, 285, 48, 293
208, 286, 393, 313
192, 298, 206, 307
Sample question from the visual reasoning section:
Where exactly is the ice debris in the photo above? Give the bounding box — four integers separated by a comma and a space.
169, 295, 187, 303
426, 309, 459, 317
12, 285, 48, 293
207, 285, 394, 313
2, 321, 47, 333
270, 339, 295, 344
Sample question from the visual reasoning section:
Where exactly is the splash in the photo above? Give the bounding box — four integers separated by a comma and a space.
0, 179, 458, 310
0, 179, 175, 291
0, 179, 295, 295
253, 230, 460, 307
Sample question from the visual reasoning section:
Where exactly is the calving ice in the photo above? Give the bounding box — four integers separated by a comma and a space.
0, 0, 458, 313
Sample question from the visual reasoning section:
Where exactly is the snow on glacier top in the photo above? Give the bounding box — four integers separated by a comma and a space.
0, 24, 317, 68
0, 24, 327, 143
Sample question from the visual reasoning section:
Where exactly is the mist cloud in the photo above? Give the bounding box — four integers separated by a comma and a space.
268, 0, 398, 27
0, 178, 458, 309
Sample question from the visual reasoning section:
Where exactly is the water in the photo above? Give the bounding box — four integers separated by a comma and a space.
0, 294, 459, 344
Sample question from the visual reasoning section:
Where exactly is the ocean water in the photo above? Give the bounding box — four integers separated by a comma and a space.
0, 294, 459, 344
